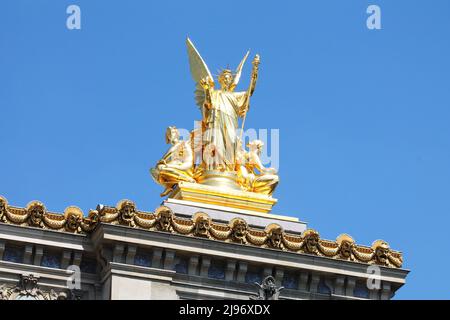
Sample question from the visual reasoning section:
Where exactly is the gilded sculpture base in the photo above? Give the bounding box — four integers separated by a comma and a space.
195, 170, 243, 191
170, 181, 278, 213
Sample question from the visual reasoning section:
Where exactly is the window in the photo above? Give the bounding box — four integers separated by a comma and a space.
174, 256, 188, 274
282, 272, 298, 289
41, 250, 61, 269
245, 267, 262, 284
354, 281, 370, 299
208, 260, 225, 280
3, 245, 24, 263
318, 278, 332, 295
134, 250, 151, 268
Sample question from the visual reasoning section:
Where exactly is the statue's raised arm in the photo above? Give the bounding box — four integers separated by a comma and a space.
239, 54, 260, 117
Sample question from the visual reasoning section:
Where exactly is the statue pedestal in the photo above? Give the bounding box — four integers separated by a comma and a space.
170, 181, 278, 213
195, 170, 243, 191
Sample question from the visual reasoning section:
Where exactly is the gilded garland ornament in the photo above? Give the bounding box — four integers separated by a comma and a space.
0, 195, 404, 268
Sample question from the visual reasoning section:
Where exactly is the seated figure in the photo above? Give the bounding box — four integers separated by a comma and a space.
150, 126, 196, 196
235, 138, 254, 192
245, 140, 279, 196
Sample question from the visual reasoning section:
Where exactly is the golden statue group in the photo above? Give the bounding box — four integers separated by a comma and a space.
151, 38, 279, 199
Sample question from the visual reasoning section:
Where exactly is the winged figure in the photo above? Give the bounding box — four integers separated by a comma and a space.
186, 38, 260, 171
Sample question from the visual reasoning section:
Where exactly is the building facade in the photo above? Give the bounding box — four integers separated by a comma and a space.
0, 195, 408, 300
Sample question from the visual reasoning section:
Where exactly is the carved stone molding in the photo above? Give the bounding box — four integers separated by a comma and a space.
0, 196, 403, 268
0, 274, 70, 300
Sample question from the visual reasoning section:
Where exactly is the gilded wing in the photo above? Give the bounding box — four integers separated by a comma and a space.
186, 38, 214, 108
230, 50, 250, 91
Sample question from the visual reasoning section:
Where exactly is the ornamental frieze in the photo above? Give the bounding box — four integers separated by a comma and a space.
0, 195, 402, 268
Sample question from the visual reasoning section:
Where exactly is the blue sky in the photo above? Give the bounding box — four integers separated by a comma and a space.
1, 0, 449, 299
